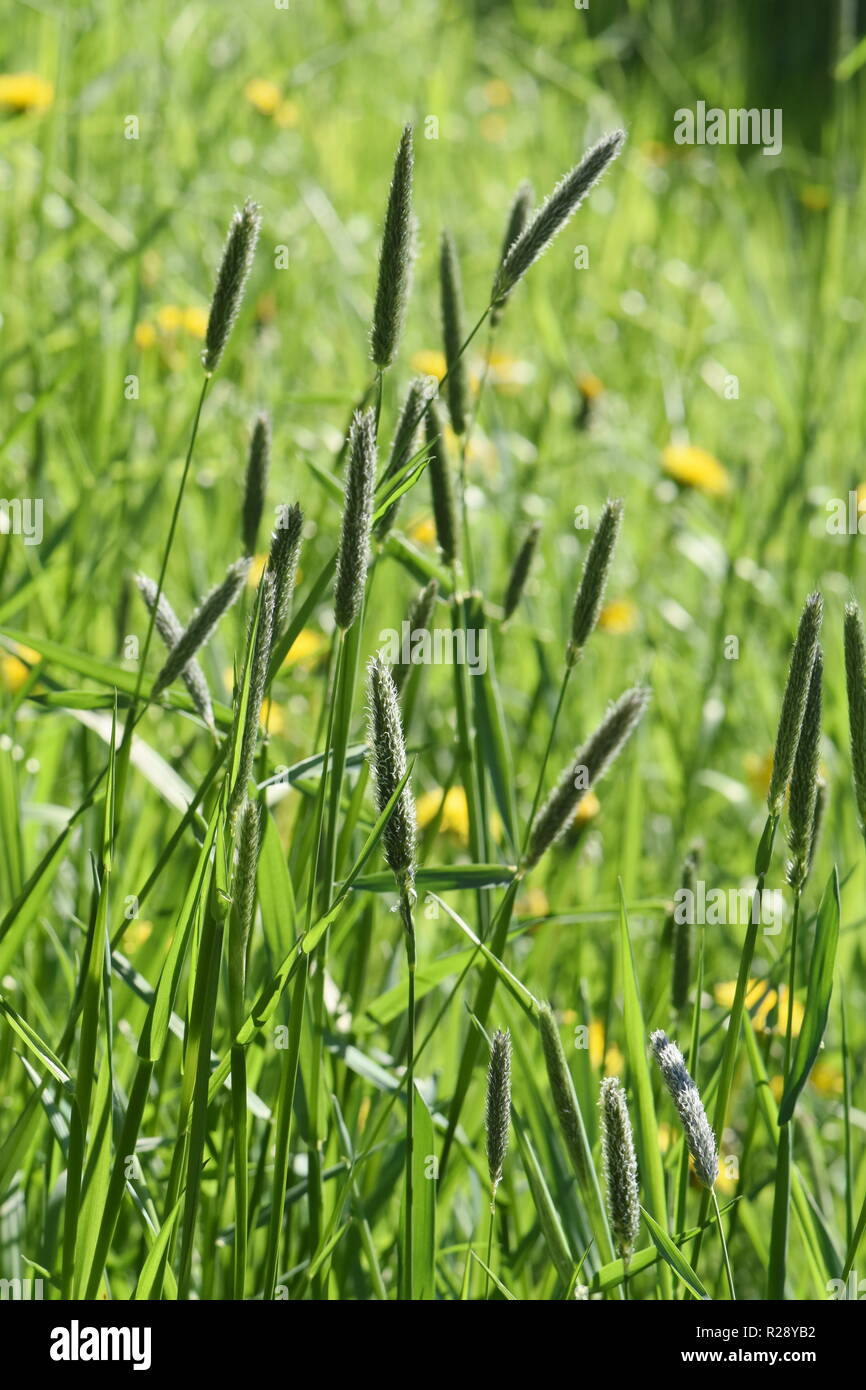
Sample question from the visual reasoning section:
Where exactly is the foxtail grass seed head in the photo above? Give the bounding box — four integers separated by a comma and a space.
538, 1002, 591, 1186
229, 573, 276, 820
485, 1028, 512, 1203
439, 230, 468, 435
768, 591, 823, 816
425, 399, 458, 567
503, 521, 541, 622
367, 653, 416, 893
370, 123, 415, 369
526, 685, 650, 869
202, 199, 261, 374
650, 1030, 718, 1190
493, 130, 625, 305
135, 573, 216, 734
242, 412, 270, 555
844, 599, 866, 829
393, 579, 438, 694
787, 646, 822, 890
672, 842, 701, 1013
267, 502, 304, 636
568, 498, 623, 664
490, 180, 534, 327
335, 410, 377, 630
152, 557, 250, 697
235, 799, 262, 958
375, 377, 428, 540
599, 1077, 640, 1262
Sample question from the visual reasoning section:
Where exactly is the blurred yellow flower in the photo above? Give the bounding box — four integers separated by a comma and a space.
483, 79, 512, 107
662, 443, 731, 498
484, 349, 533, 394
283, 628, 328, 669
0, 73, 54, 112
245, 78, 281, 115
410, 349, 446, 380
480, 113, 507, 143
598, 598, 637, 634
134, 322, 157, 350
417, 786, 470, 842
744, 750, 773, 800
183, 306, 208, 339
407, 516, 436, 547
809, 1060, 843, 1097
577, 372, 605, 401
121, 919, 153, 954
575, 790, 601, 824
517, 886, 549, 918
588, 1020, 625, 1076
275, 99, 299, 128
1, 644, 41, 693
246, 553, 269, 587
800, 185, 830, 213
262, 700, 285, 736
713, 978, 804, 1037
156, 305, 184, 333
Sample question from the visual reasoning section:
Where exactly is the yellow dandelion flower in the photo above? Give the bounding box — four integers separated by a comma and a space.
713, 978, 803, 1038
810, 1060, 843, 1097
662, 443, 731, 497
246, 553, 269, 587
416, 786, 470, 843
604, 1041, 625, 1076
244, 77, 281, 115
480, 113, 507, 143
121, 919, 153, 954
0, 73, 54, 112
577, 372, 605, 401
1, 643, 42, 693
282, 628, 328, 669
715, 1162, 738, 1195
407, 516, 436, 547
410, 349, 446, 380
483, 79, 512, 108
586, 1020, 624, 1075
800, 185, 830, 213
744, 750, 774, 800
134, 322, 157, 350
598, 598, 637, 635
574, 790, 601, 824
156, 305, 184, 334
517, 886, 549, 918
183, 306, 208, 339
274, 99, 299, 128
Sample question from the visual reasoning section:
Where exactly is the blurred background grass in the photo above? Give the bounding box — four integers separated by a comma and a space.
3, 0, 866, 1298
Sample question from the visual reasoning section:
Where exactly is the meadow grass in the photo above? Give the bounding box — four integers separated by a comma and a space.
1, 0, 866, 1303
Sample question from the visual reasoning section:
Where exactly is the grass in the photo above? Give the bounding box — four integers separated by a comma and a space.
2, 0, 866, 1302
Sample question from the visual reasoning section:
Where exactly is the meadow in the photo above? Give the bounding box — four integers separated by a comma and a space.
2, 0, 866, 1303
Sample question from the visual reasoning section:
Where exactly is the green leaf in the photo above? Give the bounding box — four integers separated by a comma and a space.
352, 863, 516, 893
641, 1206, 711, 1300
779, 866, 840, 1125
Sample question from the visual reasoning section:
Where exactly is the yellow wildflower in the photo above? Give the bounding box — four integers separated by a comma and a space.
407, 516, 436, 547
484, 350, 533, 394
1, 643, 42, 693
577, 372, 604, 401
282, 628, 328, 669
410, 349, 446, 380
517, 887, 549, 919
575, 790, 601, 824
744, 750, 774, 800
183, 306, 208, 339
713, 978, 804, 1038
156, 305, 184, 334
662, 443, 731, 497
275, 99, 299, 128
0, 73, 54, 112
121, 919, 153, 954
244, 78, 281, 115
483, 79, 512, 107
809, 1060, 843, 1097
416, 786, 470, 842
587, 1021, 625, 1076
134, 322, 157, 350
598, 598, 637, 634
800, 185, 830, 213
